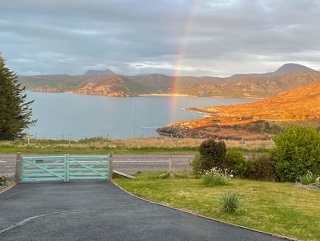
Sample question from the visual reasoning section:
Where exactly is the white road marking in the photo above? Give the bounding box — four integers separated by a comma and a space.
0, 209, 84, 234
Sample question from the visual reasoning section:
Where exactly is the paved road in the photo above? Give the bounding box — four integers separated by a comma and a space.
0, 154, 194, 179
0, 182, 290, 241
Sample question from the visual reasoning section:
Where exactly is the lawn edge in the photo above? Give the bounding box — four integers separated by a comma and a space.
0, 182, 16, 195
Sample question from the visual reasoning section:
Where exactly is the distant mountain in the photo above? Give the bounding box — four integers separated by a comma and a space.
84, 69, 115, 76
264, 63, 314, 78
18, 63, 320, 98
227, 63, 315, 81
177, 70, 320, 98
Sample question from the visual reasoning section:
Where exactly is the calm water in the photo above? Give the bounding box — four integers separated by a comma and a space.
26, 92, 259, 140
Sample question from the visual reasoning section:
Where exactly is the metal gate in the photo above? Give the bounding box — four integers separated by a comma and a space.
20, 154, 111, 183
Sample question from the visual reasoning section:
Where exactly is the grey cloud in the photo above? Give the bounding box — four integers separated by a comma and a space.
0, 0, 319, 76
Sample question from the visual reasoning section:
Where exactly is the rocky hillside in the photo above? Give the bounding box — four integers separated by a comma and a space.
18, 63, 320, 98
177, 70, 320, 98
18, 74, 87, 92
127, 74, 223, 94
193, 80, 320, 121
73, 75, 156, 97
74, 75, 140, 97
157, 80, 320, 140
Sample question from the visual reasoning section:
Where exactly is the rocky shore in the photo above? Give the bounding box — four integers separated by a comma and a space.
156, 121, 271, 140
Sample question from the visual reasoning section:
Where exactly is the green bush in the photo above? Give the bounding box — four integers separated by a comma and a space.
202, 168, 231, 187
271, 126, 320, 182
244, 154, 277, 181
218, 192, 241, 213
199, 139, 227, 171
225, 149, 247, 177
225, 150, 276, 181
190, 153, 201, 176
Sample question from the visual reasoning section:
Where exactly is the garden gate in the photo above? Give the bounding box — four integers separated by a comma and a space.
19, 154, 111, 183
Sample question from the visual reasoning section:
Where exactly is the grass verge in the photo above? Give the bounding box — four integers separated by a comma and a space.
0, 137, 273, 154
114, 172, 320, 241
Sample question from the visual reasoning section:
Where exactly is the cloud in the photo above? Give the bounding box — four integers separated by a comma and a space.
0, 0, 319, 76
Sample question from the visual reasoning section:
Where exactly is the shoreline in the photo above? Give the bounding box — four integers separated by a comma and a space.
27, 89, 263, 100
138, 93, 195, 97
181, 108, 209, 117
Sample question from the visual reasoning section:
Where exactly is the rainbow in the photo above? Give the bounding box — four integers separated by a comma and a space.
169, 1, 199, 120
171, 2, 198, 94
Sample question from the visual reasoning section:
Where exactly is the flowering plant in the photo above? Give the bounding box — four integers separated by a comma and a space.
315, 176, 320, 188
201, 167, 233, 187
299, 171, 318, 185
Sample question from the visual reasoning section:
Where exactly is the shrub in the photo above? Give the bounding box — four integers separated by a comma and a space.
199, 139, 227, 171
225, 149, 247, 177
218, 192, 241, 213
189, 153, 201, 176
271, 126, 320, 182
244, 154, 277, 181
201, 167, 232, 187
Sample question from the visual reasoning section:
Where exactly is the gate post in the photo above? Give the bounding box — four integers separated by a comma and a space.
15, 152, 21, 183
108, 154, 113, 182
64, 154, 69, 182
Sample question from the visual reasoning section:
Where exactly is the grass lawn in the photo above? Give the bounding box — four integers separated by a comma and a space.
114, 172, 320, 241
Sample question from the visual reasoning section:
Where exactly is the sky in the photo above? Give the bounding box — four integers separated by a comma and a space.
1, 0, 320, 77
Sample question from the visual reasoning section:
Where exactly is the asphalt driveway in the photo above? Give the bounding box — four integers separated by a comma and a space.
0, 181, 290, 241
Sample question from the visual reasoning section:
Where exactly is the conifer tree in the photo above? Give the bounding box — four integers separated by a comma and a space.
0, 54, 36, 140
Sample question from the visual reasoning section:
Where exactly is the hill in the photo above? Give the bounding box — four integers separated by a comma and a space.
266, 63, 314, 77
193, 80, 320, 121
18, 63, 320, 98
157, 80, 320, 140
127, 74, 173, 93
84, 69, 115, 76
206, 70, 320, 98
73, 75, 153, 97
227, 63, 314, 81
18, 75, 88, 92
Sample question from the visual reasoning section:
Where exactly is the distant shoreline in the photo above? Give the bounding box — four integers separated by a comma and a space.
139, 93, 195, 97
27, 89, 262, 100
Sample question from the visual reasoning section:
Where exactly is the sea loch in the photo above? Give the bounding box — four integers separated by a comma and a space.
26, 91, 259, 140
